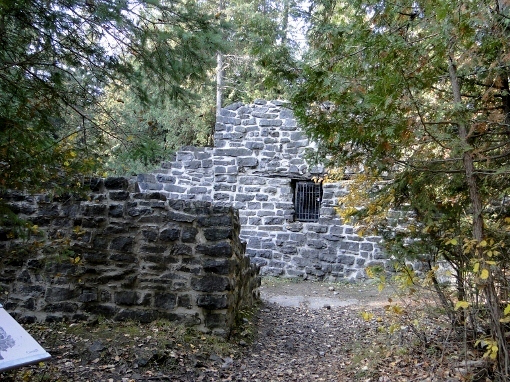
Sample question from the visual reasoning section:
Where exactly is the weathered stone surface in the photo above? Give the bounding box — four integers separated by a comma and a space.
110, 236, 134, 252
104, 177, 129, 190
154, 293, 177, 310
197, 294, 228, 310
203, 227, 231, 241
197, 215, 233, 228
202, 259, 232, 275
1, 99, 393, 334
159, 227, 180, 241
109, 191, 130, 201
191, 275, 230, 292
45, 287, 78, 303
114, 291, 139, 306
196, 242, 232, 257
181, 227, 198, 243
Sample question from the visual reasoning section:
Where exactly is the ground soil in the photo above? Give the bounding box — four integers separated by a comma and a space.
1, 279, 487, 382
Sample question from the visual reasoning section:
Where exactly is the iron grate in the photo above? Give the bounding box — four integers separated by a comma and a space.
295, 181, 322, 222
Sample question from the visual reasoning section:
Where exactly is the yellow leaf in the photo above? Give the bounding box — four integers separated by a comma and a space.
361, 311, 374, 321
378, 283, 385, 292
479, 240, 488, 248
499, 316, 510, 323
447, 238, 458, 245
454, 301, 470, 311
391, 305, 404, 315
487, 344, 499, 360
504, 304, 510, 316
480, 269, 489, 280
473, 262, 480, 273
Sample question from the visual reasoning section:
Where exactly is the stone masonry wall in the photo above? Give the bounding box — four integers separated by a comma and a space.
0, 178, 260, 336
137, 100, 388, 280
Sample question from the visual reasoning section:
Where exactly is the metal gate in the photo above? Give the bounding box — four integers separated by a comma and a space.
294, 181, 322, 222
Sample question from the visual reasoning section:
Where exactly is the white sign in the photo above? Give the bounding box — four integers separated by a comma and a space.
0, 304, 51, 372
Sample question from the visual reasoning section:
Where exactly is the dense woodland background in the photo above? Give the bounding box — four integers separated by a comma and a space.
1, 0, 510, 379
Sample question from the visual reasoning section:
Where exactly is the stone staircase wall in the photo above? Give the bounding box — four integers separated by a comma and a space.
137, 100, 389, 280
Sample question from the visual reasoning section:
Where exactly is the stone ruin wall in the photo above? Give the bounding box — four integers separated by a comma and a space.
0, 178, 259, 336
137, 100, 390, 280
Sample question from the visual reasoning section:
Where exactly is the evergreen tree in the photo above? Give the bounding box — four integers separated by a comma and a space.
0, 0, 223, 192
290, 0, 510, 375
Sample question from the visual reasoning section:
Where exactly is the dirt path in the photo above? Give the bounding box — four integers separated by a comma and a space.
2, 280, 460, 381
215, 280, 393, 382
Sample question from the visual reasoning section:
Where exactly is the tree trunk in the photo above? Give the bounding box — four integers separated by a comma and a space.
213, 0, 224, 146
216, 51, 223, 115
448, 56, 510, 379
281, 0, 290, 44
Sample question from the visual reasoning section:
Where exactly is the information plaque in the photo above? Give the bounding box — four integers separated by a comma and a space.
0, 304, 51, 372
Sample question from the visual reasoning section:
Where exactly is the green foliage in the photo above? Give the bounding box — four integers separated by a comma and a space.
95, 0, 309, 174
219, 0, 306, 104
289, 0, 510, 374
99, 85, 216, 175
0, 0, 223, 191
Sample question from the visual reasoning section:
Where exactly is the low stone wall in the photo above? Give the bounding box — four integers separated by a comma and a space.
0, 178, 260, 336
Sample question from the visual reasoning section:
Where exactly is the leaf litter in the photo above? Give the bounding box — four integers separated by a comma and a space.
0, 279, 493, 381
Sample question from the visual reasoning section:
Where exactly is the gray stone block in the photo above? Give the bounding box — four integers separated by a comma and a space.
308, 239, 327, 249
263, 217, 285, 225
236, 194, 255, 202
215, 148, 252, 157
260, 267, 284, 276
203, 227, 231, 241
181, 227, 198, 243
162, 184, 187, 194
110, 236, 134, 252
114, 291, 139, 306
189, 186, 208, 194
45, 287, 78, 303
340, 241, 360, 252
238, 157, 259, 167
154, 293, 177, 310
167, 211, 195, 223
202, 259, 232, 275
361, 242, 374, 251
160, 227, 180, 241
197, 214, 233, 227
196, 242, 232, 257
108, 204, 124, 218
104, 177, 129, 190
259, 119, 282, 127
338, 254, 356, 265
191, 275, 230, 292
197, 294, 228, 310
